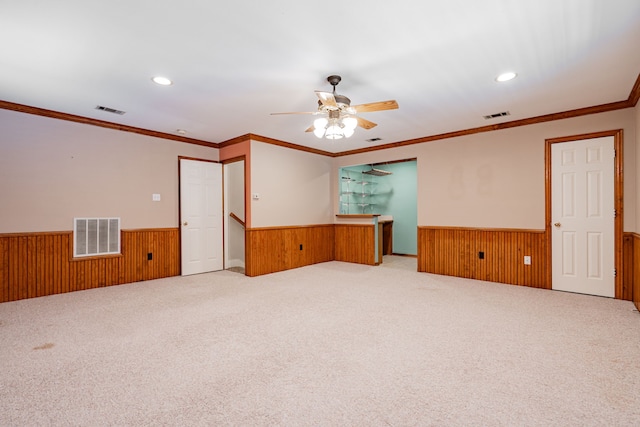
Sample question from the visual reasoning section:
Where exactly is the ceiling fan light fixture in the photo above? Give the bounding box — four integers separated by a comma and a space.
313, 117, 328, 138
325, 124, 344, 140
314, 117, 328, 129
343, 127, 355, 138
312, 116, 357, 139
274, 75, 398, 140
343, 117, 357, 130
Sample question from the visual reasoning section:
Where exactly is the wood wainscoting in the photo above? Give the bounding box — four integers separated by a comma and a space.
636, 234, 640, 310
418, 226, 549, 289
626, 233, 640, 310
245, 224, 335, 277
0, 228, 179, 303
334, 224, 377, 266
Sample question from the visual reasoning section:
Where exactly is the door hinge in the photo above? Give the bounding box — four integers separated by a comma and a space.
613, 268, 617, 277
614, 209, 617, 218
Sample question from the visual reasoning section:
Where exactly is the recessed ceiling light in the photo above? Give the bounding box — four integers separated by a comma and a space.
496, 72, 517, 82
152, 76, 173, 86
176, 129, 187, 135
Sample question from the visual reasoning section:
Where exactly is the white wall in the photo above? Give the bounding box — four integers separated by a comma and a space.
250, 141, 333, 228
335, 108, 637, 231
0, 109, 218, 232
2, 106, 636, 234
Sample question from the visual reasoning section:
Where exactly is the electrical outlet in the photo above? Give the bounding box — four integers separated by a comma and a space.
478, 251, 484, 259
524, 255, 531, 265
147, 253, 153, 261
299, 244, 303, 250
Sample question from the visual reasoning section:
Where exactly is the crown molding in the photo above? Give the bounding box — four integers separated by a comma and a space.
627, 72, 640, 106
3, 72, 639, 157
0, 100, 218, 148
334, 98, 632, 157
220, 133, 336, 157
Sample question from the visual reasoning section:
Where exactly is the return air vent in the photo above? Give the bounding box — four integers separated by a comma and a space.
95, 105, 126, 115
483, 111, 510, 120
74, 217, 120, 257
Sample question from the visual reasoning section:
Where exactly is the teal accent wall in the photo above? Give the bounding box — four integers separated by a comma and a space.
339, 161, 417, 255
376, 161, 417, 255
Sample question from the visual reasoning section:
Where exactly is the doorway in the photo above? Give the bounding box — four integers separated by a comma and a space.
338, 159, 418, 256
223, 158, 246, 273
546, 130, 623, 298
179, 158, 224, 275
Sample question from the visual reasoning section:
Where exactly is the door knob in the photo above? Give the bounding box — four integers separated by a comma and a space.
183, 221, 188, 226
554, 222, 561, 228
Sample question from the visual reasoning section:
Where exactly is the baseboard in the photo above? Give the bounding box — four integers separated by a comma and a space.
226, 259, 245, 269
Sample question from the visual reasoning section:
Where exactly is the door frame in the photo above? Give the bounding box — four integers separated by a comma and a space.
222, 155, 247, 271
178, 156, 223, 275
545, 129, 624, 298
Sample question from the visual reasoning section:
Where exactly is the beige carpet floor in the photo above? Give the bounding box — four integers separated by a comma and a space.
1, 256, 639, 426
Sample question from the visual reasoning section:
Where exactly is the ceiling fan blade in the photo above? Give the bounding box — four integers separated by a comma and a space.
352, 100, 398, 113
305, 125, 314, 133
315, 91, 338, 108
270, 111, 318, 115
356, 116, 377, 129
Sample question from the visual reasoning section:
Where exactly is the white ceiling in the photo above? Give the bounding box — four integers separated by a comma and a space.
1, 1, 639, 153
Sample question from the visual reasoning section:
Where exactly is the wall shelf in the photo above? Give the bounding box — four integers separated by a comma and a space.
340, 169, 379, 214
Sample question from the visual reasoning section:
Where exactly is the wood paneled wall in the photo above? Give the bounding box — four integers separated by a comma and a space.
626, 233, 640, 310
0, 228, 179, 303
418, 227, 549, 289
334, 224, 376, 266
245, 225, 334, 277
3, 226, 636, 304
635, 234, 640, 310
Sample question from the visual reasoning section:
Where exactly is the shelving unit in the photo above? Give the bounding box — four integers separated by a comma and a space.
340, 169, 378, 214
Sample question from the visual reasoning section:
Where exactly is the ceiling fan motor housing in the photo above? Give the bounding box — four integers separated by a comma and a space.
327, 75, 342, 87
317, 94, 351, 111
326, 75, 351, 109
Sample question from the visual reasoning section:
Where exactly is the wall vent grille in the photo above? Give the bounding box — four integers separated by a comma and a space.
95, 105, 126, 115
74, 217, 120, 257
483, 111, 510, 120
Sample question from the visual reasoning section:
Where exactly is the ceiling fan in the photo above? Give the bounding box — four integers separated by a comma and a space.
270, 75, 399, 139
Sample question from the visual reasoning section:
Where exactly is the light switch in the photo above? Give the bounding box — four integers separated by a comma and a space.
524, 255, 531, 265
152, 193, 161, 201
252, 193, 260, 200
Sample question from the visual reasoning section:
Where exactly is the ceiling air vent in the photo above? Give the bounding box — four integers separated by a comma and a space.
483, 111, 510, 120
366, 137, 382, 142
95, 105, 126, 115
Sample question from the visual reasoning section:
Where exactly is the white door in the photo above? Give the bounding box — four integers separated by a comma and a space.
551, 137, 615, 297
180, 159, 223, 275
